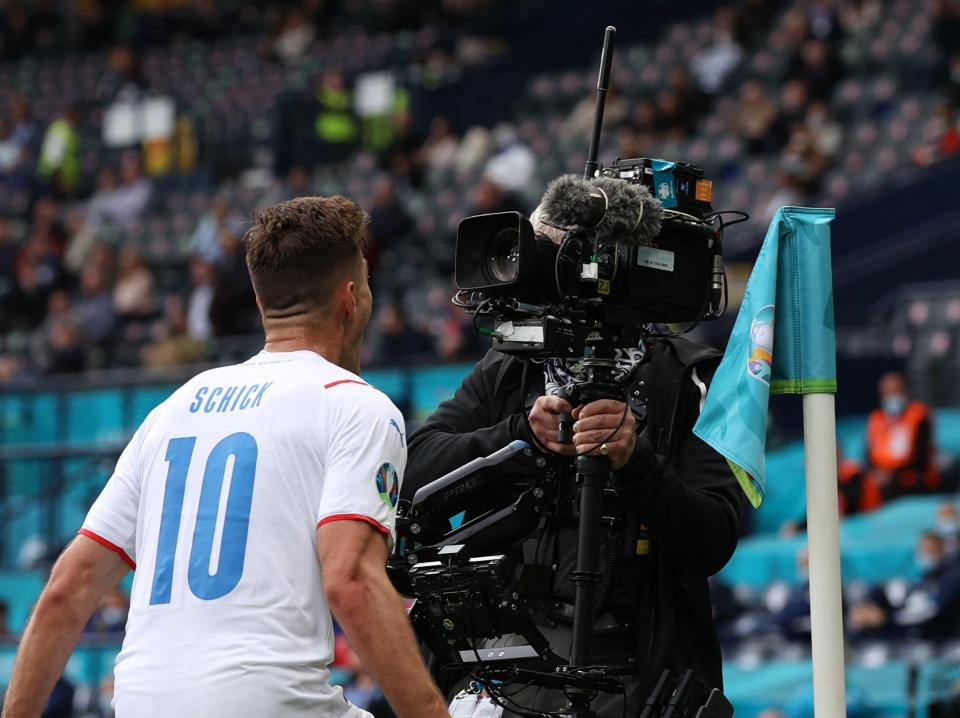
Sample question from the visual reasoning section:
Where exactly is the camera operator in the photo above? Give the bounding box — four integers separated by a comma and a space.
401, 208, 743, 716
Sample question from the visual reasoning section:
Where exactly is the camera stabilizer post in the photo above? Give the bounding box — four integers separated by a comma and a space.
554, 351, 625, 717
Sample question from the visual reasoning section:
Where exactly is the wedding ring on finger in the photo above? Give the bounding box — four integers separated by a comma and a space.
599, 443, 609, 456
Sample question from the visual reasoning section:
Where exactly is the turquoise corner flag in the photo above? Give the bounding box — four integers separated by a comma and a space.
693, 206, 837, 508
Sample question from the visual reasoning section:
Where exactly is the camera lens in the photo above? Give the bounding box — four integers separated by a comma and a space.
486, 227, 521, 283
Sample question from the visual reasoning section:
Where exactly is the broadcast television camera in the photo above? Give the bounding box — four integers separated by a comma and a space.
453, 157, 741, 358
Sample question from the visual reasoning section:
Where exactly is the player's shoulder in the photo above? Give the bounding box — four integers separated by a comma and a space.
320, 366, 399, 415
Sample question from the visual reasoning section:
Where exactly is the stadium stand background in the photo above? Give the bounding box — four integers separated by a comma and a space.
1, 0, 960, 715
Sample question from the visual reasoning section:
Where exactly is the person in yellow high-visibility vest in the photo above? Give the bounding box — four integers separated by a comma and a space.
314, 70, 358, 164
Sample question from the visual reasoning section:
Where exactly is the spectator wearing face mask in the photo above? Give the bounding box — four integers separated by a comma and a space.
865, 371, 940, 500
935, 502, 960, 556
847, 532, 960, 643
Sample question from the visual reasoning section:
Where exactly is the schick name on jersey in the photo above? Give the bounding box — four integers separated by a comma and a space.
189, 383, 273, 414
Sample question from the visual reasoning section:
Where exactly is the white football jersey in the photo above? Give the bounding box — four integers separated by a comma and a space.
80, 350, 407, 718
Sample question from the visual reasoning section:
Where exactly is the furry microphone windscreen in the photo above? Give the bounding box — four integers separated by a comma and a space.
540, 174, 663, 246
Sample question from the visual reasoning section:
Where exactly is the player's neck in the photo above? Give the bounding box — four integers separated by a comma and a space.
263, 331, 348, 369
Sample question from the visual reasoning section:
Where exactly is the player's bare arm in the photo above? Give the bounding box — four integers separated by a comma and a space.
3, 536, 130, 718
317, 519, 449, 718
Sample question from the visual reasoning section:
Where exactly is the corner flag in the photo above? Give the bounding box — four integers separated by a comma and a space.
693, 206, 837, 507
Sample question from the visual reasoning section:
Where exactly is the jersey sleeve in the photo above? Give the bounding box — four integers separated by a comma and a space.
80, 409, 157, 570
316, 384, 407, 547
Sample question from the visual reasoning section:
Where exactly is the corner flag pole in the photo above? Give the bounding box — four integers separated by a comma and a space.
803, 392, 847, 717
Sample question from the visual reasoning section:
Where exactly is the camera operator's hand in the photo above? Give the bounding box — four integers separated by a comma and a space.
572, 400, 637, 471
527, 395, 578, 456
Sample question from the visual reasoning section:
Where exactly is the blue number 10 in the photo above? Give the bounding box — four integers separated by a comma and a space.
150, 432, 258, 605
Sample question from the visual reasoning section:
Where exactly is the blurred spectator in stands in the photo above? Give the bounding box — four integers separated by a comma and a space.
44, 319, 86, 373
72, 0, 113, 51
0, 116, 32, 183
628, 98, 659, 150
382, 109, 425, 189
866, 371, 941, 499
76, 265, 116, 352
765, 79, 810, 152
0, 216, 17, 294
949, 53, 960, 103
757, 170, 803, 227
186, 256, 216, 342
8, 93, 39, 152
453, 125, 494, 174
367, 175, 413, 271
143, 295, 208, 368
806, 0, 843, 42
484, 123, 535, 193
436, 304, 485, 362
789, 38, 843, 102
781, 125, 829, 195
32, 196, 67, 251
270, 7, 316, 65
936, 502, 960, 555
191, 193, 244, 265
113, 246, 156, 319
344, 669, 386, 713
85, 587, 129, 636
314, 70, 358, 164
941, 104, 960, 156
732, 80, 778, 154
86, 155, 153, 230
805, 101, 843, 160
933, 0, 960, 71
29, 288, 73, 357
115, 151, 154, 228
97, 44, 148, 103
848, 531, 960, 642
209, 224, 258, 336
771, 548, 814, 642
668, 67, 711, 122
561, 84, 628, 139
736, 0, 781, 50
422, 116, 459, 172
469, 177, 525, 216
0, 3, 34, 60
690, 6, 743, 95
654, 90, 696, 139
37, 102, 82, 199
6, 257, 52, 331
374, 302, 434, 365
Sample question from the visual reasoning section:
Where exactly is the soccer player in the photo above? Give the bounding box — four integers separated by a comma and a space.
3, 197, 449, 718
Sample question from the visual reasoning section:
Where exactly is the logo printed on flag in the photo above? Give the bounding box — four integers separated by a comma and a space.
747, 304, 774, 385
693, 207, 836, 508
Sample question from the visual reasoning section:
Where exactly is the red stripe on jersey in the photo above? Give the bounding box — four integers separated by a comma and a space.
78, 529, 136, 570
317, 514, 390, 535
323, 379, 370, 390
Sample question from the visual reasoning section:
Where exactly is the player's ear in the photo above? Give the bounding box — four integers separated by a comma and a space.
338, 278, 358, 321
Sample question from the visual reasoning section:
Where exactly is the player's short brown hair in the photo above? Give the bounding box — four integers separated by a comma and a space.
244, 196, 369, 315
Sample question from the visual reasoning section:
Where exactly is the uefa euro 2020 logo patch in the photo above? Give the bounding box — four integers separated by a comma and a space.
376, 463, 399, 509
747, 304, 774, 386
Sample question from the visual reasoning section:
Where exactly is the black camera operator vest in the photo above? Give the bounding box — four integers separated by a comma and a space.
507, 337, 722, 625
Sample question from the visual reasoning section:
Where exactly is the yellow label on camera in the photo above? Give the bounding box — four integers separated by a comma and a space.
695, 179, 713, 202
636, 539, 650, 555
598, 279, 611, 295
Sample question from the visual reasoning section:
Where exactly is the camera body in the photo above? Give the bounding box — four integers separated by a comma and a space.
453, 159, 726, 358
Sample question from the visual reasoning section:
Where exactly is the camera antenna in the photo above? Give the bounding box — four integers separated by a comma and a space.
583, 26, 616, 180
